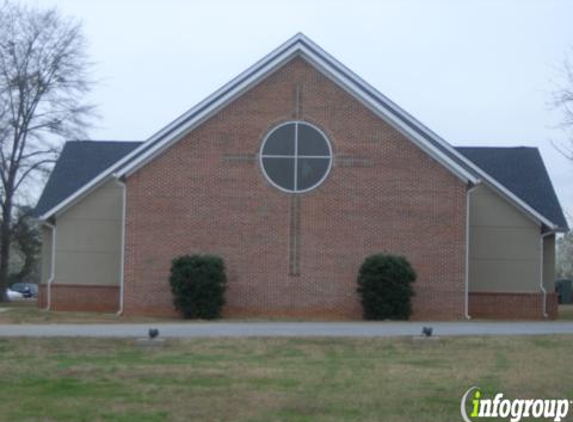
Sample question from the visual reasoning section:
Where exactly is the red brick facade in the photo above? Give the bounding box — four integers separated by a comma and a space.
38, 284, 119, 313
122, 57, 468, 319
469, 292, 558, 320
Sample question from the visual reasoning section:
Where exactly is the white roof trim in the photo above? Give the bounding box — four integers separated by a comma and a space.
38, 33, 560, 229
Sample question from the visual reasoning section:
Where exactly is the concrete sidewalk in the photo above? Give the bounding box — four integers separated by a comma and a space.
0, 321, 573, 338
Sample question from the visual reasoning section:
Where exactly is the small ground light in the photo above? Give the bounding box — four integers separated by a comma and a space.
148, 328, 159, 339
422, 327, 433, 337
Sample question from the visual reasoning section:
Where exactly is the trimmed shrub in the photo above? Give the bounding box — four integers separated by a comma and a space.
357, 253, 416, 320
169, 254, 227, 319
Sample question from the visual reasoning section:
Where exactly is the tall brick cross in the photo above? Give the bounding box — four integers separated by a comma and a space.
222, 84, 370, 276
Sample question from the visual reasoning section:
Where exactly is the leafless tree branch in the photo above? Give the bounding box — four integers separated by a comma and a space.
551, 48, 573, 160
0, 1, 96, 301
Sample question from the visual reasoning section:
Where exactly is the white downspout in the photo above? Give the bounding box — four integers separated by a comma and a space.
114, 175, 127, 316
43, 222, 56, 311
540, 230, 554, 318
465, 184, 479, 320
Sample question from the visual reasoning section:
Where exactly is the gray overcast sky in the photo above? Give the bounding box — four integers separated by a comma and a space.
22, 0, 573, 223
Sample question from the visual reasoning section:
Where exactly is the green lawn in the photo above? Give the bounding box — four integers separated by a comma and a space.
0, 302, 176, 324
558, 304, 573, 320
1, 336, 572, 422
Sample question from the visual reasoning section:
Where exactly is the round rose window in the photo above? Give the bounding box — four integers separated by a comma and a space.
259, 121, 332, 193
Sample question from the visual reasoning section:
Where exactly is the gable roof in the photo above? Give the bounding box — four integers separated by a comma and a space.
112, 33, 479, 182
35, 140, 568, 231
34, 141, 141, 218
33, 33, 566, 231
456, 147, 568, 230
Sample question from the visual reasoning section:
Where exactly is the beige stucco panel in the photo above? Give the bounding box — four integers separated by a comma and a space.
47, 180, 123, 286
55, 251, 120, 285
469, 185, 543, 293
61, 183, 122, 221
57, 219, 121, 253
469, 259, 539, 292
471, 227, 539, 261
470, 186, 537, 228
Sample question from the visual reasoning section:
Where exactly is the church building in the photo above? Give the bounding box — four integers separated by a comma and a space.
35, 34, 568, 319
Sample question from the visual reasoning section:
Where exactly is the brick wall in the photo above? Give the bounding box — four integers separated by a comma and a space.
469, 292, 558, 320
123, 57, 468, 319
38, 284, 119, 313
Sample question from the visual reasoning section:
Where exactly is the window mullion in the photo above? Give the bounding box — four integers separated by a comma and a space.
293, 122, 298, 192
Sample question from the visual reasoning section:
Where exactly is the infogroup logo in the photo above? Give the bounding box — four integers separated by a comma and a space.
461, 387, 570, 422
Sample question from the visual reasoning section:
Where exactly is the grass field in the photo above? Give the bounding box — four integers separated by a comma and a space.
1, 335, 572, 422
558, 304, 573, 320
0, 302, 169, 324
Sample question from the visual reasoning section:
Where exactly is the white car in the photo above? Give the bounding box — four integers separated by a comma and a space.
6, 289, 23, 301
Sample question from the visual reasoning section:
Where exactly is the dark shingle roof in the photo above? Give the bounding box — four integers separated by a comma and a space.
34, 141, 142, 217
456, 146, 568, 230
34, 141, 568, 230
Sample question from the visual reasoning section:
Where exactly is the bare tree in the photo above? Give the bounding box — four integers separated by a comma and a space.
557, 231, 573, 280
552, 49, 573, 160
0, 1, 94, 301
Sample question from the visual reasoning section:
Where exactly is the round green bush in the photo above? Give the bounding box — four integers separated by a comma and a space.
357, 253, 417, 320
169, 254, 227, 319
